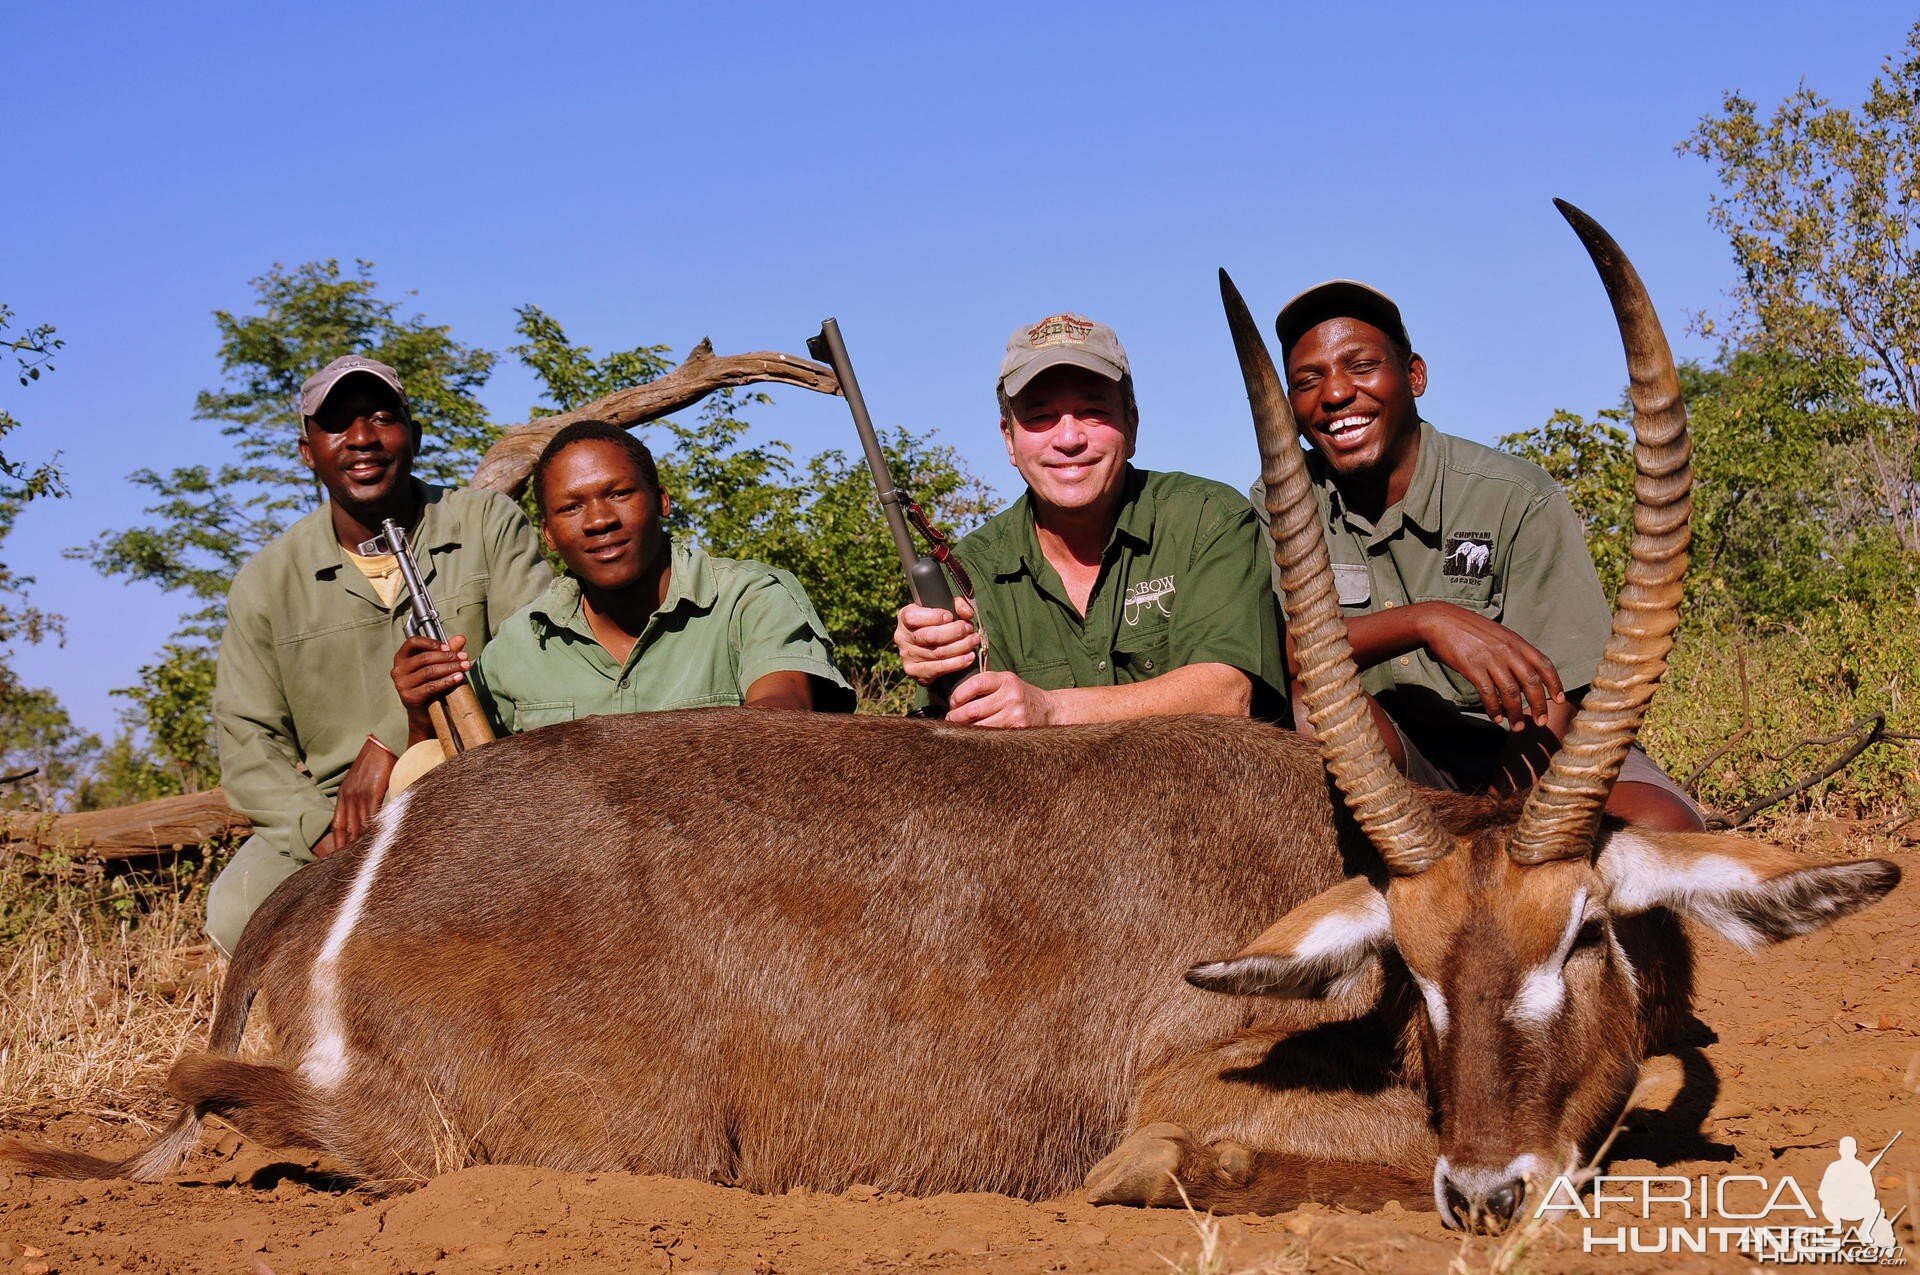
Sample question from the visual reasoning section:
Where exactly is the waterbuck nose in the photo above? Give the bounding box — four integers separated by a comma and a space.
1441, 1172, 1527, 1232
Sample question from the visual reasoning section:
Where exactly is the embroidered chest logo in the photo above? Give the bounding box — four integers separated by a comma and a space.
1124, 575, 1176, 625
1443, 532, 1494, 580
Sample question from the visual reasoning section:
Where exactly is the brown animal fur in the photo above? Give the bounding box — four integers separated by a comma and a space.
1, 708, 1896, 1217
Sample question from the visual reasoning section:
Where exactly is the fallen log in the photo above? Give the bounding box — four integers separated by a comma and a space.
0, 789, 249, 861
469, 339, 840, 497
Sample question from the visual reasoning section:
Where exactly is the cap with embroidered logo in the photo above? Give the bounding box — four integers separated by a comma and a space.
998, 313, 1130, 398
297, 355, 411, 420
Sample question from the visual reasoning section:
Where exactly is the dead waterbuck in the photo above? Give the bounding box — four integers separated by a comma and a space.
1, 204, 1896, 1234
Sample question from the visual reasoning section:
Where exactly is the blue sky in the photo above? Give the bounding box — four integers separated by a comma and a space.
3, 2, 1911, 736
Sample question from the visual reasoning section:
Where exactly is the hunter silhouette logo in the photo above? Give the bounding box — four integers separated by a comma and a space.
1537, 1130, 1908, 1262
1443, 533, 1493, 579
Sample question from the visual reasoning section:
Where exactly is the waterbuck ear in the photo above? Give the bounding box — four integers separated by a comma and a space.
1596, 829, 1900, 951
1186, 876, 1392, 998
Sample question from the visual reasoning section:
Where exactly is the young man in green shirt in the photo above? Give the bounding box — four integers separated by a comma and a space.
207, 356, 552, 954
391, 421, 851, 747
894, 314, 1287, 726
1263, 280, 1702, 831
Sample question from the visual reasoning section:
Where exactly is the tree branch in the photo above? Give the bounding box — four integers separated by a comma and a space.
468, 339, 841, 497
1713, 713, 1916, 828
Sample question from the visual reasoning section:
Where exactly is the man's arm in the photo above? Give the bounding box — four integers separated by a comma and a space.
213, 590, 336, 860
731, 568, 856, 711
744, 670, 815, 710
481, 490, 556, 631
1334, 604, 1565, 731
945, 662, 1250, 727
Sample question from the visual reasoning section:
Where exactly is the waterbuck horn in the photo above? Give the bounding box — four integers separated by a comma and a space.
1508, 200, 1693, 864
1221, 269, 1452, 876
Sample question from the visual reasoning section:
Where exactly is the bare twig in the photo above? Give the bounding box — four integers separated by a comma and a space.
1716, 714, 1901, 828
1684, 644, 1750, 793
467, 339, 840, 498
0, 767, 39, 787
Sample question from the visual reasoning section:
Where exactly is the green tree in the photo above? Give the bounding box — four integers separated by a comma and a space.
0, 684, 98, 808
0, 305, 94, 808
0, 305, 69, 653
80, 262, 497, 779
1504, 349, 1892, 620
510, 304, 672, 415
1682, 22, 1920, 552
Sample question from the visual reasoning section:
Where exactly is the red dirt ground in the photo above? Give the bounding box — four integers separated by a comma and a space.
4, 819, 1916, 1274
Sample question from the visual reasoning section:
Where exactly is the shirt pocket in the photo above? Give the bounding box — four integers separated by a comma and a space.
1114, 622, 1173, 678
514, 700, 578, 732
1010, 657, 1076, 691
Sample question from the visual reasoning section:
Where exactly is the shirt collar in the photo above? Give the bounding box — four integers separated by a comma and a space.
530, 539, 716, 639
990, 464, 1153, 580
299, 480, 455, 590
1314, 420, 1444, 537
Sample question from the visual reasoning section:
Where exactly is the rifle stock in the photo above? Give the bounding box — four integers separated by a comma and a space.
361, 519, 497, 758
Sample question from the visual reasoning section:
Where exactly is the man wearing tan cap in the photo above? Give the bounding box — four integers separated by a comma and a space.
1263, 281, 1702, 830
204, 355, 552, 953
894, 314, 1287, 726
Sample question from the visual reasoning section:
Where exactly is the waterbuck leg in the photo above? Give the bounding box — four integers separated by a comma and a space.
1085, 1125, 1435, 1212
1087, 1019, 1434, 1211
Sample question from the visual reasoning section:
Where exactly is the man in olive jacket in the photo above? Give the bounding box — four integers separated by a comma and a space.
206, 355, 551, 954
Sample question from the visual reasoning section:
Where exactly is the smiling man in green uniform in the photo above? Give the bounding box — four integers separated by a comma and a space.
391, 420, 851, 747
207, 355, 552, 954
894, 314, 1286, 725
1263, 280, 1702, 830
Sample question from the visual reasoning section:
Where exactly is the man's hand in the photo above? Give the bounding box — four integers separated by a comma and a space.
894, 597, 983, 685
1412, 601, 1564, 730
326, 734, 397, 853
392, 634, 472, 746
946, 670, 1056, 728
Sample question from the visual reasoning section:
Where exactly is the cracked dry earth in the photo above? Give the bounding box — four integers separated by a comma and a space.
3, 820, 1916, 1274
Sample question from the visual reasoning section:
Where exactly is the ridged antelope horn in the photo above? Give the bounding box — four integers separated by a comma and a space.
1509, 201, 1693, 864
1220, 269, 1452, 875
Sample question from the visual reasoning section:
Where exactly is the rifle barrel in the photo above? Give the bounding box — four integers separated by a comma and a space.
813, 319, 921, 582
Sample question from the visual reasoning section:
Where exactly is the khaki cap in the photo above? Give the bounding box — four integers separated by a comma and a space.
297, 354, 410, 420
1274, 280, 1411, 359
998, 313, 1130, 397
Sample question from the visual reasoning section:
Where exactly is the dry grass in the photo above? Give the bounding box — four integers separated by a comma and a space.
0, 852, 221, 1128
1158, 1177, 1310, 1275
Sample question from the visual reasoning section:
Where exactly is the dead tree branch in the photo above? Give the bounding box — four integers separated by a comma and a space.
1684, 643, 1750, 794
1714, 714, 1920, 828
468, 340, 840, 498
0, 789, 249, 860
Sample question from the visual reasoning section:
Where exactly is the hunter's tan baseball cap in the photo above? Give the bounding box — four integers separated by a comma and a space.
1274, 280, 1412, 359
998, 313, 1131, 397
297, 355, 410, 420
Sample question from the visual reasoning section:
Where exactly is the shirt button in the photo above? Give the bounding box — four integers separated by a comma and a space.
1143, 659, 1155, 670
618, 677, 629, 689
1383, 600, 1395, 608
1398, 656, 1412, 666
1097, 660, 1108, 670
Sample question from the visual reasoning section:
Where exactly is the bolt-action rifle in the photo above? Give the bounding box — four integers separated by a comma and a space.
807, 318, 979, 714
358, 519, 496, 758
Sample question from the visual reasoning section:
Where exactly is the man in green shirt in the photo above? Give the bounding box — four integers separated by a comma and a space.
1263, 280, 1702, 830
207, 355, 552, 954
894, 314, 1286, 725
391, 421, 852, 746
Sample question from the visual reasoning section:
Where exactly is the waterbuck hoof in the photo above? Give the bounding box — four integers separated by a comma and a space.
1086, 1122, 1194, 1206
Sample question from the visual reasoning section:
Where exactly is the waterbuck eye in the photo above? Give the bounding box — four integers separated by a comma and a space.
1570, 917, 1607, 954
